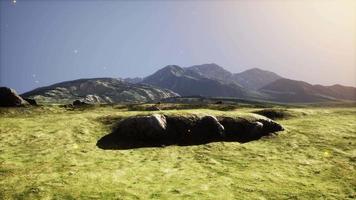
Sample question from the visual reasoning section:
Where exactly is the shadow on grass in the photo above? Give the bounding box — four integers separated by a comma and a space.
126, 103, 239, 111
96, 133, 275, 150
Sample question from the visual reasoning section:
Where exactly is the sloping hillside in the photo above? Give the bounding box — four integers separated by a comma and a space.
22, 78, 178, 104
260, 78, 356, 102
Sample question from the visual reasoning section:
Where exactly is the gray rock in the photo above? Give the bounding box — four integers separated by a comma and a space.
194, 115, 225, 138
218, 117, 283, 142
257, 118, 284, 133
114, 114, 167, 140
0, 87, 28, 107
250, 121, 264, 137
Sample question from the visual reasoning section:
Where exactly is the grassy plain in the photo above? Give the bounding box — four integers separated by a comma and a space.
0, 103, 355, 199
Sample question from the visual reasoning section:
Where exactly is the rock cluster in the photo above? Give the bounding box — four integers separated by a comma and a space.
97, 114, 284, 149
117, 114, 167, 140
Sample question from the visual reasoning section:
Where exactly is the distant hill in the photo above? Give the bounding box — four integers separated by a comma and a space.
21, 78, 178, 104
142, 65, 249, 98
185, 63, 235, 83
232, 68, 282, 90
122, 77, 143, 84
260, 78, 356, 102
313, 84, 356, 101
185, 64, 282, 89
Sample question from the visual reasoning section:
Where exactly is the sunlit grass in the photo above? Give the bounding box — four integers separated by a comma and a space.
0, 105, 355, 199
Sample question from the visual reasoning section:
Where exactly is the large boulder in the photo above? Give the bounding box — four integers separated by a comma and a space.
165, 115, 200, 142
192, 115, 225, 142
219, 117, 253, 141
257, 118, 284, 134
114, 114, 167, 140
0, 87, 28, 107
219, 117, 284, 142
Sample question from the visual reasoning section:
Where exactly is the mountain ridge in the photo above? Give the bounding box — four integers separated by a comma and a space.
141, 64, 355, 103
19, 63, 356, 104
22, 77, 179, 104
142, 65, 249, 98
260, 78, 356, 102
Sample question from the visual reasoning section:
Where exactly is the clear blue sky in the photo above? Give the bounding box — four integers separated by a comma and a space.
1, 0, 355, 93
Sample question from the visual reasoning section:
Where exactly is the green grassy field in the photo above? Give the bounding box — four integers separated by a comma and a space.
0, 104, 355, 199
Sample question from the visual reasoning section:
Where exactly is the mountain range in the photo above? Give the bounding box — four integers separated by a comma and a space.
142, 65, 248, 98
21, 63, 356, 104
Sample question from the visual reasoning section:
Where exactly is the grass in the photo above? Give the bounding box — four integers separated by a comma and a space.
0, 104, 355, 199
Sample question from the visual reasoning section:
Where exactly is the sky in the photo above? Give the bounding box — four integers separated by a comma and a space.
0, 0, 355, 93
